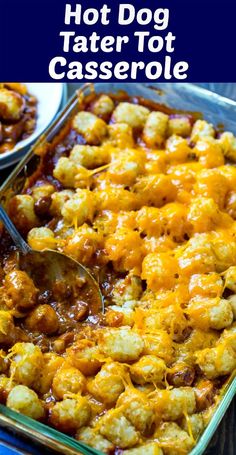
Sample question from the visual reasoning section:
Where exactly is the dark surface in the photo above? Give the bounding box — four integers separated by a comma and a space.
1, 166, 15, 183
0, 142, 236, 454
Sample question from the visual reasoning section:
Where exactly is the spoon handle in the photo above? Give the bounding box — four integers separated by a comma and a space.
0, 205, 31, 254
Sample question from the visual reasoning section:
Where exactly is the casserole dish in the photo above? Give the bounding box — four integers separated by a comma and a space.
0, 83, 235, 455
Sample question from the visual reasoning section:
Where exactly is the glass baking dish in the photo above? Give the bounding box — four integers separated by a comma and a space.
0, 82, 235, 455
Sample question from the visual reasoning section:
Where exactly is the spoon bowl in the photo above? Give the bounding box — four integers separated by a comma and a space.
0, 204, 104, 315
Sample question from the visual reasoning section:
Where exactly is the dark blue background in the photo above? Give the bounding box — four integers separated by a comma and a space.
0, 0, 235, 83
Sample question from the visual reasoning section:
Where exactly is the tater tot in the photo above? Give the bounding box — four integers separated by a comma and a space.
211, 231, 236, 272
99, 409, 139, 449
31, 184, 55, 202
77, 427, 114, 453
66, 340, 101, 376
159, 202, 190, 242
27, 227, 56, 251
143, 111, 169, 147
49, 396, 91, 433
194, 169, 228, 209
99, 327, 144, 362
7, 195, 39, 234
194, 139, 224, 168
72, 111, 107, 145
52, 366, 86, 399
95, 187, 140, 212
130, 355, 166, 385
117, 388, 155, 434
50, 190, 74, 216
155, 422, 194, 455
176, 234, 216, 275
189, 273, 223, 299
63, 224, 103, 265
152, 387, 196, 421
187, 297, 233, 330
218, 324, 236, 350
177, 329, 218, 363
165, 135, 191, 162
105, 228, 144, 274
36, 353, 64, 395
92, 94, 115, 117
167, 117, 191, 138
0, 88, 24, 121
111, 275, 142, 306
107, 149, 145, 186
87, 362, 126, 404
113, 102, 149, 129
218, 165, 236, 189
70, 144, 110, 169
9, 342, 44, 387
142, 252, 179, 291
53, 157, 79, 188
141, 305, 188, 343
190, 119, 215, 143
167, 161, 204, 191
187, 197, 220, 233
143, 331, 173, 363
4, 270, 38, 313
136, 207, 161, 237
7, 385, 44, 420
134, 174, 177, 208
145, 151, 167, 175
94, 210, 136, 238
61, 189, 95, 226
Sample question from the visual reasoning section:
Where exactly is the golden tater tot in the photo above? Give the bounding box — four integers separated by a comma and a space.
2, 93, 236, 455
49, 396, 91, 433
7, 385, 44, 420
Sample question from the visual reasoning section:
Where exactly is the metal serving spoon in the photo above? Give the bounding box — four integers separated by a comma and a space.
0, 205, 104, 315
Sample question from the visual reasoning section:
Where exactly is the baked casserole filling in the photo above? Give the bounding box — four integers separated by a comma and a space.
0, 91, 236, 454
